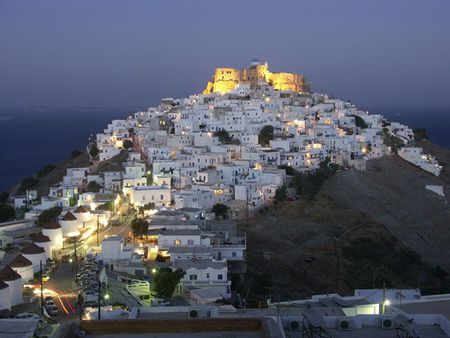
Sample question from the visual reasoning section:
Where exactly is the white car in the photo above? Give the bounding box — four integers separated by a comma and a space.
15, 312, 41, 320
151, 298, 169, 306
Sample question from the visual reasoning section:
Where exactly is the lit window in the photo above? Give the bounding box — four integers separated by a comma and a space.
174, 239, 181, 246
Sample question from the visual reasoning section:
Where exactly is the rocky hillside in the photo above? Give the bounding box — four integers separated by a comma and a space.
240, 141, 450, 303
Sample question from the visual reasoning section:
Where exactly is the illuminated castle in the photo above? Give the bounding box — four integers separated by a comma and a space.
203, 60, 309, 94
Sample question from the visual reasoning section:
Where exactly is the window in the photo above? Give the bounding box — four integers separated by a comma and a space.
218, 274, 223, 280
187, 240, 194, 245
206, 273, 210, 279
174, 239, 181, 246
160, 194, 164, 200
232, 252, 236, 257
189, 274, 197, 280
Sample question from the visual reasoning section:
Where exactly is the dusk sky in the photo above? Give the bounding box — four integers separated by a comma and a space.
1, 0, 449, 110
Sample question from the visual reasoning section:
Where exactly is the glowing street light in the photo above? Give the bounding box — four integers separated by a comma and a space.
151, 268, 157, 274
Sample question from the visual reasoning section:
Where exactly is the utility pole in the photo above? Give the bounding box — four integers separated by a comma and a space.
97, 279, 101, 320
96, 214, 100, 247
382, 281, 386, 315
74, 237, 78, 283
40, 260, 44, 316
245, 186, 249, 227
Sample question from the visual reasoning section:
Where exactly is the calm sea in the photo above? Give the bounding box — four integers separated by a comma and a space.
0, 107, 449, 192
0, 110, 130, 191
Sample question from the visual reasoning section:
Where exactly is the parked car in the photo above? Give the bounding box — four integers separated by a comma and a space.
16, 312, 41, 320
151, 298, 170, 306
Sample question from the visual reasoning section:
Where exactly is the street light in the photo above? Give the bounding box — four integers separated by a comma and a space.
104, 294, 110, 300
151, 268, 157, 274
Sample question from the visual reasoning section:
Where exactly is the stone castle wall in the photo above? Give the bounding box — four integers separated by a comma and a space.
203, 62, 308, 94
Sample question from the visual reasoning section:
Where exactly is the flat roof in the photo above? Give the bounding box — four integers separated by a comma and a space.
396, 299, 450, 320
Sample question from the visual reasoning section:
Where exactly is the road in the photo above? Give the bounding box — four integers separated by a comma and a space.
33, 215, 133, 322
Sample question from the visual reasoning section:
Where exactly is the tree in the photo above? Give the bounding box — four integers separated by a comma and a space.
70, 149, 82, 159
152, 268, 185, 299
258, 125, 274, 146
123, 139, 133, 149
131, 217, 149, 237
213, 129, 232, 144
0, 204, 15, 222
90, 143, 99, 158
212, 203, 229, 219
274, 185, 287, 203
413, 128, 428, 141
37, 206, 62, 226
354, 115, 368, 129
86, 181, 101, 193
18, 176, 38, 194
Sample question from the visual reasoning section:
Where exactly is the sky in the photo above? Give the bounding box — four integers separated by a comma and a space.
1, 0, 450, 110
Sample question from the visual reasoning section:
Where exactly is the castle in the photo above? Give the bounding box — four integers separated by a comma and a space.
203, 60, 309, 94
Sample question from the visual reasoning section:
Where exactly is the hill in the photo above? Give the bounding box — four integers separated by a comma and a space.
239, 141, 450, 304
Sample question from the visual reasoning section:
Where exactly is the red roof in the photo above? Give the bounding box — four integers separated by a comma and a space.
22, 242, 45, 255
0, 280, 9, 290
0, 265, 21, 281
9, 254, 32, 267
61, 211, 77, 221
73, 205, 89, 213
42, 220, 61, 229
31, 233, 51, 243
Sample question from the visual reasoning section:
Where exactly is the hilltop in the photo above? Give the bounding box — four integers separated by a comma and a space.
241, 141, 450, 303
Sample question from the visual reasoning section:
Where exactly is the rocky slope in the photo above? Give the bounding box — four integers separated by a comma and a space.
241, 141, 450, 302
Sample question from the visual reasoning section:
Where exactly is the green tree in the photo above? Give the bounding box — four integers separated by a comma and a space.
413, 128, 428, 141
0, 204, 15, 222
152, 268, 185, 299
353, 115, 368, 129
258, 125, 274, 146
274, 185, 287, 203
213, 129, 232, 144
131, 217, 149, 237
37, 206, 62, 226
123, 139, 133, 149
86, 181, 101, 193
18, 176, 39, 194
90, 143, 99, 158
212, 203, 229, 219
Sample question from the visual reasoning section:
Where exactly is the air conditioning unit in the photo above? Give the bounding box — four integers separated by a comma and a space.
338, 318, 355, 331
188, 307, 212, 319
381, 316, 395, 329
287, 319, 301, 331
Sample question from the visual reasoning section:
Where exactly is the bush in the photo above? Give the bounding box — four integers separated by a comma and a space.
0, 192, 9, 203
0, 204, 15, 222
123, 139, 133, 149
86, 181, 101, 193
37, 206, 62, 226
274, 185, 287, 203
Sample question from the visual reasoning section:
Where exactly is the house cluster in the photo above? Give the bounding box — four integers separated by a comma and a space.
96, 61, 405, 213
97, 211, 246, 305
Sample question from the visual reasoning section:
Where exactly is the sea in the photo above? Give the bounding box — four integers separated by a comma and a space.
0, 107, 449, 192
